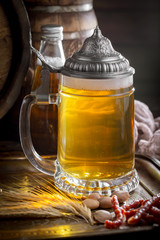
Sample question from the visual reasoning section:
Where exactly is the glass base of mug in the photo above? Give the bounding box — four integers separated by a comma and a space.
54, 160, 139, 198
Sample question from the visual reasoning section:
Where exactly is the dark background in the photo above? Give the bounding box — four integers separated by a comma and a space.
0, 0, 160, 144
94, 0, 160, 116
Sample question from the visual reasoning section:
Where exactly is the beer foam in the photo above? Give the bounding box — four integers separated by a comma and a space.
61, 75, 133, 90
37, 56, 64, 68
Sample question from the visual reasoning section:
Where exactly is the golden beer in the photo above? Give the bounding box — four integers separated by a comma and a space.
58, 80, 134, 180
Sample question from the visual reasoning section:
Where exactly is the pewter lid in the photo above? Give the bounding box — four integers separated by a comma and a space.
62, 26, 135, 79
41, 24, 63, 40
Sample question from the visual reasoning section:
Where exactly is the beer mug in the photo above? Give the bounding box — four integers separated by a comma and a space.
20, 27, 139, 197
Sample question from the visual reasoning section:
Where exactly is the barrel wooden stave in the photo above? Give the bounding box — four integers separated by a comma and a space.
28, 11, 96, 33
29, 10, 97, 57
24, 0, 97, 58
0, 4, 12, 93
0, 0, 30, 119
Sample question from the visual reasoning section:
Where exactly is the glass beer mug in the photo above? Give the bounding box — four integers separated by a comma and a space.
20, 27, 139, 197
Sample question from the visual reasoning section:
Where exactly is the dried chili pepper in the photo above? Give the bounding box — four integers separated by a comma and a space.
105, 195, 124, 229
154, 200, 160, 208
125, 209, 138, 220
149, 206, 160, 218
127, 193, 160, 225
122, 199, 145, 211
123, 199, 148, 220
141, 212, 155, 224
104, 193, 160, 229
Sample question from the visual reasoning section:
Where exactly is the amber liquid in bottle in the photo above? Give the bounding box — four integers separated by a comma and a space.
31, 65, 59, 155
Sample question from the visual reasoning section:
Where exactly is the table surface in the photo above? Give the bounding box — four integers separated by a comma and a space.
0, 145, 160, 240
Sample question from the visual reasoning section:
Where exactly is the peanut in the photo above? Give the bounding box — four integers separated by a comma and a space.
112, 190, 129, 203
83, 199, 100, 209
98, 197, 112, 209
88, 192, 101, 200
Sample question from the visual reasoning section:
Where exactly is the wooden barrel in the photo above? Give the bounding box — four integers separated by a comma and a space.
0, 0, 30, 119
24, 0, 97, 59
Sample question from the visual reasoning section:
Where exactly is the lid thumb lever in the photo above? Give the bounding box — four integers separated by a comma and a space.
30, 44, 62, 73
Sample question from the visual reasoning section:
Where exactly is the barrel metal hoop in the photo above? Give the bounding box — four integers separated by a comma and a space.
63, 28, 94, 40
32, 28, 94, 41
28, 3, 93, 13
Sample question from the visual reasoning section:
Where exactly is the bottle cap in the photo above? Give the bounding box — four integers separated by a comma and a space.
41, 24, 63, 40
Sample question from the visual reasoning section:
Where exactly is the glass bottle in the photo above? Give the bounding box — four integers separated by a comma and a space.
31, 24, 65, 155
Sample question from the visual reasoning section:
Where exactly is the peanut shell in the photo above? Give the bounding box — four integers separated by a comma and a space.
93, 210, 113, 223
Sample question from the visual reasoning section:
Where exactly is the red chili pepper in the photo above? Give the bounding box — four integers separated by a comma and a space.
149, 206, 160, 218
105, 195, 124, 229
122, 199, 145, 211
125, 209, 138, 220
127, 194, 160, 225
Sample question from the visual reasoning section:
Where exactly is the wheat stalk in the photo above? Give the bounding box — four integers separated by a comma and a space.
0, 206, 64, 218
0, 175, 94, 225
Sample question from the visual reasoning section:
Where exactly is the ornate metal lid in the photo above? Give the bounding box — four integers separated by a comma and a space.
62, 26, 135, 79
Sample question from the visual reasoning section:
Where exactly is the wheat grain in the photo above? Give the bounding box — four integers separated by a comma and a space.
0, 175, 94, 225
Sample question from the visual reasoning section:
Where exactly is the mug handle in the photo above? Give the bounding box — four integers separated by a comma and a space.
19, 94, 56, 176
